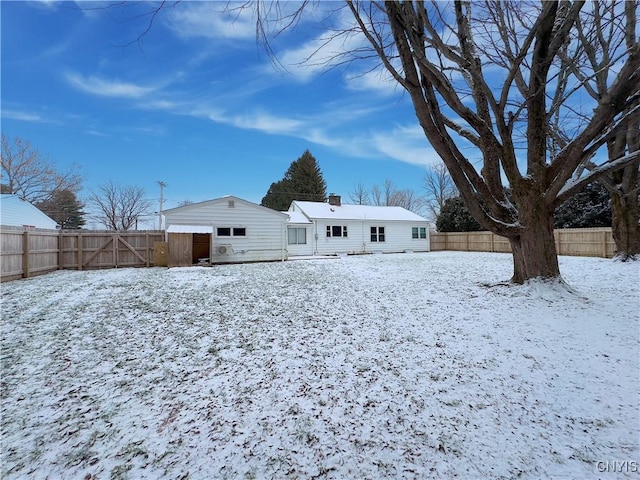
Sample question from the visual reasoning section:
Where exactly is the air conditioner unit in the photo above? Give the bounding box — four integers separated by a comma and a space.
216, 244, 233, 255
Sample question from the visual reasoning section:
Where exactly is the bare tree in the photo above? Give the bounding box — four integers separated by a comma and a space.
607, 112, 640, 260
423, 163, 457, 222
369, 179, 422, 213
341, 1, 639, 283
392, 188, 423, 213
89, 181, 151, 231
349, 181, 370, 205
1, 134, 82, 204
552, 1, 640, 260
371, 179, 400, 206
370, 183, 383, 206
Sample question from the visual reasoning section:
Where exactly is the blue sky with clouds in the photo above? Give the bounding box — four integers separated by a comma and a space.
2, 1, 443, 221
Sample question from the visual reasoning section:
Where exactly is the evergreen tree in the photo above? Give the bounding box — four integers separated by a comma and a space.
261, 150, 327, 210
36, 189, 86, 229
553, 182, 612, 229
436, 196, 485, 232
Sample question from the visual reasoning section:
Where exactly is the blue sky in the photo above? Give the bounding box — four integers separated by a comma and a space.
1, 1, 442, 225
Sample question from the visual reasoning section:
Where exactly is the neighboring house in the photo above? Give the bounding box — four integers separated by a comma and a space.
287, 194, 430, 256
0, 194, 58, 229
163, 196, 288, 266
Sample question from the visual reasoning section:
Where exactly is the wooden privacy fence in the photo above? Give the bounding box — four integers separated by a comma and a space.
1, 228, 164, 282
430, 227, 616, 258
1, 227, 617, 282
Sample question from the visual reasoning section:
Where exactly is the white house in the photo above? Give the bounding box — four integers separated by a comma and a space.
163, 196, 288, 266
286, 194, 430, 256
0, 194, 58, 229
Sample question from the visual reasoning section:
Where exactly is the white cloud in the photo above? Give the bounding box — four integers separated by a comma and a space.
371, 125, 441, 167
345, 67, 403, 96
269, 8, 368, 82
178, 97, 437, 169
65, 72, 157, 98
230, 111, 304, 135
165, 3, 255, 40
1, 110, 44, 122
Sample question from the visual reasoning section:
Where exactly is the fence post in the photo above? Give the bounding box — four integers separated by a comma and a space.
78, 232, 83, 270
58, 231, 63, 270
146, 232, 150, 267
465, 233, 469, 251
22, 230, 30, 279
601, 230, 607, 258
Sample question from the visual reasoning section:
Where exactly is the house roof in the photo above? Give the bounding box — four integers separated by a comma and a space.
163, 195, 288, 218
0, 194, 58, 229
284, 210, 312, 224
291, 201, 428, 222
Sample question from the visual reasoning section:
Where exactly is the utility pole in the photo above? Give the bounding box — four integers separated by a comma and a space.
158, 181, 166, 230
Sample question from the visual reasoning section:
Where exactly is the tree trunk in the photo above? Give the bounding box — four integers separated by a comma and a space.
610, 178, 640, 260
508, 197, 560, 284
606, 120, 639, 261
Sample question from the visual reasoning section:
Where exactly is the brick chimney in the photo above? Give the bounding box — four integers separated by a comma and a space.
328, 193, 341, 206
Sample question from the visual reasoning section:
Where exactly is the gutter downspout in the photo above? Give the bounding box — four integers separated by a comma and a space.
362, 215, 366, 254
313, 220, 318, 255
281, 220, 285, 261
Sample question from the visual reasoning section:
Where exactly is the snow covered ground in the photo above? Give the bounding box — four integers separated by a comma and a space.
1, 252, 638, 479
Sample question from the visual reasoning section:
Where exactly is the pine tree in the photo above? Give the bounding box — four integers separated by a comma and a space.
436, 196, 485, 232
553, 183, 612, 228
261, 150, 327, 210
36, 189, 86, 229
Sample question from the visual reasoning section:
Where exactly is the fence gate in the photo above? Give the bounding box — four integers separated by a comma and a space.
79, 234, 148, 269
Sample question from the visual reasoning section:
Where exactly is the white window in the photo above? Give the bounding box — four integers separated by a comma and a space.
217, 227, 246, 237
326, 225, 348, 238
412, 226, 427, 239
288, 227, 307, 245
370, 226, 385, 242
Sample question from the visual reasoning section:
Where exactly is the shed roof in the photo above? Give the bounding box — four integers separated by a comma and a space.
0, 194, 58, 229
291, 201, 428, 222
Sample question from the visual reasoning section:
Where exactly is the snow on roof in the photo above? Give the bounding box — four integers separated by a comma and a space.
284, 210, 312, 224
0, 194, 58, 229
166, 225, 214, 234
292, 201, 428, 222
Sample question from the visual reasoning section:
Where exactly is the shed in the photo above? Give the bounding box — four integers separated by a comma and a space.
0, 194, 58, 229
288, 194, 430, 256
163, 196, 288, 266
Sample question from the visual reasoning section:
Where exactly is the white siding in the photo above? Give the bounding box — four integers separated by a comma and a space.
286, 225, 313, 256
289, 200, 430, 256
312, 220, 430, 255
164, 197, 287, 263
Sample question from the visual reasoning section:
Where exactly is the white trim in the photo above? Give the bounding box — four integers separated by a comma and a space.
166, 225, 214, 234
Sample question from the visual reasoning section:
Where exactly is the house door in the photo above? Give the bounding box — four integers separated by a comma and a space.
192, 233, 211, 264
